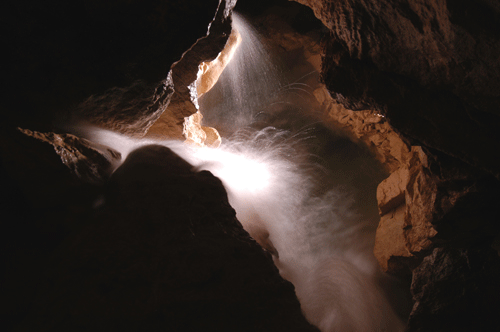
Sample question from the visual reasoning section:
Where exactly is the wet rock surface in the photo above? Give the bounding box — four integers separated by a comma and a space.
17, 128, 121, 184
2, 0, 227, 135
1, 1, 319, 330
1, 142, 318, 331
147, 0, 237, 140
291, 0, 500, 330
296, 0, 500, 179
3, 0, 500, 330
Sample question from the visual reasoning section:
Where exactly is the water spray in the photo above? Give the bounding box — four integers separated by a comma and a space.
73, 11, 407, 332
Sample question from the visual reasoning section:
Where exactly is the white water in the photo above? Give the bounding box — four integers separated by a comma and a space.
198, 13, 283, 136
72, 12, 406, 332
78, 122, 404, 331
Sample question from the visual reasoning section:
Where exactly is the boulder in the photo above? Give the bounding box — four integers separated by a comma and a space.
13, 145, 319, 331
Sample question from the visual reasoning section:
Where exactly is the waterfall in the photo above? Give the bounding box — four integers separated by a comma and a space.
198, 13, 283, 136
73, 11, 407, 332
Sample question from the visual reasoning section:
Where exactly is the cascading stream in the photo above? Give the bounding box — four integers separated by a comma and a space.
75, 12, 407, 332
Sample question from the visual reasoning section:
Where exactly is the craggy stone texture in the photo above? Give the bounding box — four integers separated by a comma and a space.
0, 128, 105, 208
18, 128, 121, 184
75, 79, 174, 137
408, 247, 500, 332
147, 0, 237, 139
1, 0, 226, 135
1, 127, 317, 330
11, 145, 318, 332
377, 167, 409, 216
373, 205, 415, 275
291, 0, 500, 328
315, 88, 411, 173
1, 1, 318, 330
183, 111, 222, 148
0, 128, 108, 331
375, 145, 500, 274
401, 147, 500, 252
403, 147, 439, 256
295, 0, 500, 180
196, 28, 242, 97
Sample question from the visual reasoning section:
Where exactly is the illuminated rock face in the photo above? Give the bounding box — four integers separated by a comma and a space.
17, 128, 121, 184
197, 29, 243, 97
294, 0, 500, 179
2, 0, 233, 137
2, 0, 500, 330
146, 0, 237, 140
291, 0, 500, 329
154, 28, 241, 145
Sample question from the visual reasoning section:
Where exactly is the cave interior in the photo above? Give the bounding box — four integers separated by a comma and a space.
1, 0, 500, 331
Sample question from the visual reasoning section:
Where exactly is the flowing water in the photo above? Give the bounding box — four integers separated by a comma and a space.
74, 12, 408, 332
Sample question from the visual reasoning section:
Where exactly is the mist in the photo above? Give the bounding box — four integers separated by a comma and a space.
70, 11, 408, 332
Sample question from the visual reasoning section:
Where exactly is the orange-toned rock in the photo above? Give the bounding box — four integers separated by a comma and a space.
184, 111, 207, 147
377, 167, 409, 216
202, 126, 222, 148
196, 28, 242, 97
18, 128, 121, 184
316, 86, 410, 173
148, 23, 239, 143
183, 111, 222, 148
374, 205, 414, 275
145, 0, 236, 140
404, 147, 438, 255
374, 147, 437, 274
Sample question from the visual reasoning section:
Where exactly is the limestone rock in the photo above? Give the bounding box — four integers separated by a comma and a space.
14, 145, 319, 332
0, 126, 113, 331
374, 165, 416, 275
377, 165, 409, 216
183, 111, 208, 146
2, 0, 226, 133
203, 125, 223, 148
404, 147, 439, 256
300, 0, 500, 179
148, 0, 237, 140
75, 78, 174, 137
16, 128, 121, 184
373, 205, 415, 275
196, 28, 242, 97
183, 111, 222, 148
408, 247, 500, 332
316, 86, 411, 173
375, 145, 500, 276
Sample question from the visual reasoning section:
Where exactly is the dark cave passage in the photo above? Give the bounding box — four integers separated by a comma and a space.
1, 1, 500, 331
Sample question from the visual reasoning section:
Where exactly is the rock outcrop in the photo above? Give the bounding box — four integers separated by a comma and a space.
1, 1, 320, 330
10, 144, 318, 331
295, 0, 500, 180
146, 0, 237, 140
18, 128, 121, 184
291, 0, 500, 329
3, 0, 500, 330
2, 0, 232, 137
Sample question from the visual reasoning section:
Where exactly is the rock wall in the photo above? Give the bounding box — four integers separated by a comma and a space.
4, 144, 318, 331
296, 0, 500, 179
292, 0, 500, 330
0, 1, 320, 330
3, 0, 500, 330
1, 0, 233, 136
